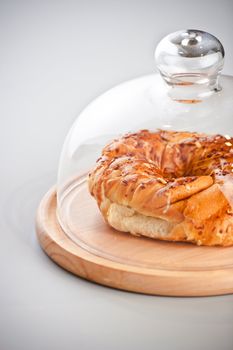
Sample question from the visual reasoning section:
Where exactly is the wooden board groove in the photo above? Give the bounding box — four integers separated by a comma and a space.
36, 187, 233, 296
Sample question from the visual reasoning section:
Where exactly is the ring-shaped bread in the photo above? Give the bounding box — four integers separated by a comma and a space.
88, 130, 233, 246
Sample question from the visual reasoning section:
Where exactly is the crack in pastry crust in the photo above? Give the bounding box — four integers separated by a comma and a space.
88, 130, 233, 246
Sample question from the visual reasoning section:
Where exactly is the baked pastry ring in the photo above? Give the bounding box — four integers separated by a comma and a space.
88, 130, 233, 246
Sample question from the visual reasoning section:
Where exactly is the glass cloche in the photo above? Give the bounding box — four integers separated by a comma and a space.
56, 30, 233, 262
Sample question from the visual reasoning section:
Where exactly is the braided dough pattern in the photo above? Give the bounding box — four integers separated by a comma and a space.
88, 130, 233, 246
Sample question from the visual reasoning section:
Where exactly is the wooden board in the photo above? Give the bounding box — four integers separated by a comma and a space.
36, 185, 233, 296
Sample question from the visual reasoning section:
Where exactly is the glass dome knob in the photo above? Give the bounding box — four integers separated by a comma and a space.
155, 30, 225, 101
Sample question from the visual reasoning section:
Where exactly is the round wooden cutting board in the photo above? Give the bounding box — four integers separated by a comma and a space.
36, 185, 233, 296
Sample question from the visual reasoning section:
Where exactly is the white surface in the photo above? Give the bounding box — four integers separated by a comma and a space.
1, 1, 233, 349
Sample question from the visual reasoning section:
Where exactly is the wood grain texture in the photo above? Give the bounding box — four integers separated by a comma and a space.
36, 186, 233, 296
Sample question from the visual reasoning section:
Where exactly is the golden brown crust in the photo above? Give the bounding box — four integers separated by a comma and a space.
88, 130, 233, 246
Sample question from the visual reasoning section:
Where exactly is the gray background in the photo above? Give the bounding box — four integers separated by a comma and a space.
1, 0, 233, 349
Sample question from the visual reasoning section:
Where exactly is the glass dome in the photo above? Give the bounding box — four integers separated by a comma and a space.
57, 30, 233, 264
